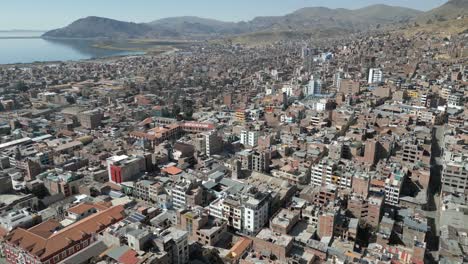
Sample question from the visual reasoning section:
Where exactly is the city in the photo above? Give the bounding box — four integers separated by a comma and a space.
0, 1, 467, 264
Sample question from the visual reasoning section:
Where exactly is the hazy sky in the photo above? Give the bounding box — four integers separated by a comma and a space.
1, 0, 448, 30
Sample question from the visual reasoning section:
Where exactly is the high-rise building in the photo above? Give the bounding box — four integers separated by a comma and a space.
368, 68, 383, 84
78, 109, 103, 129
303, 75, 322, 96
441, 161, 467, 194
240, 130, 259, 148
204, 131, 223, 156
209, 189, 271, 236
251, 150, 271, 173
107, 155, 146, 184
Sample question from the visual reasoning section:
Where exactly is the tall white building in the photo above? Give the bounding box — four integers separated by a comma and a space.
243, 194, 270, 236
311, 159, 336, 187
368, 68, 383, 84
209, 190, 270, 236
240, 130, 259, 148
303, 75, 322, 96
384, 178, 402, 206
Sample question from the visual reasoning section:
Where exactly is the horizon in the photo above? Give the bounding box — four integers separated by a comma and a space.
0, 0, 449, 31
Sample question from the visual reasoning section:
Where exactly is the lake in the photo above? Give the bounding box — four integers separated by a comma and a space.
0, 31, 144, 65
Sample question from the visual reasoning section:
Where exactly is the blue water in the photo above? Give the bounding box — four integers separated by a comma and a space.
0, 31, 143, 64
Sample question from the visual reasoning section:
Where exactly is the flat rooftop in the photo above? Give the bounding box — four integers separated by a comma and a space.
256, 228, 293, 247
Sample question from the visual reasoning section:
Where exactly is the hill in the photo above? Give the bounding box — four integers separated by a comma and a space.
42, 16, 154, 39
42, 4, 422, 40
149, 16, 244, 36
417, 0, 468, 23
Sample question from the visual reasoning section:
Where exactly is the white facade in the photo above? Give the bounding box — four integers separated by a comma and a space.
243, 201, 269, 235
447, 93, 464, 109
384, 178, 401, 206
209, 194, 270, 235
304, 76, 322, 96
282, 85, 294, 96
368, 68, 383, 84
311, 161, 334, 187
240, 130, 259, 147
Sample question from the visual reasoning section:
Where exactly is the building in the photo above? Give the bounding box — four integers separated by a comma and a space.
107, 155, 146, 184
204, 131, 223, 156
154, 227, 189, 264
251, 150, 271, 173
339, 79, 360, 95
240, 130, 259, 148
134, 180, 155, 201
447, 93, 464, 109
0, 209, 41, 232
177, 208, 227, 246
78, 109, 103, 129
318, 210, 336, 238
270, 208, 300, 235
242, 191, 270, 236
441, 161, 467, 194
385, 177, 402, 206
250, 228, 293, 262
235, 110, 246, 123
3, 205, 125, 264
368, 68, 383, 84
303, 75, 322, 96
311, 158, 336, 187
171, 179, 203, 209
364, 139, 381, 165
38, 169, 82, 197
209, 189, 270, 235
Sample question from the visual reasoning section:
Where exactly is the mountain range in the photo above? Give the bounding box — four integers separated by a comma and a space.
42, 0, 468, 40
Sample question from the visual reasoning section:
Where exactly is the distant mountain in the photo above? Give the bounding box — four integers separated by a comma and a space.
149, 16, 245, 36
244, 4, 421, 32
42, 4, 424, 39
417, 0, 468, 23
42, 16, 154, 39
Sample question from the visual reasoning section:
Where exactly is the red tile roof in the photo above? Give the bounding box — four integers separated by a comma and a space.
67, 202, 109, 215
118, 249, 139, 264
6, 205, 125, 261
163, 166, 182, 175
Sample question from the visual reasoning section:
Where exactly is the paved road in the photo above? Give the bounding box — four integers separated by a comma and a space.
424, 125, 445, 262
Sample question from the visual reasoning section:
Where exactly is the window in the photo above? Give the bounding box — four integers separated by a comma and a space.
68, 247, 74, 255
83, 240, 89, 247
54, 255, 60, 262
62, 252, 67, 259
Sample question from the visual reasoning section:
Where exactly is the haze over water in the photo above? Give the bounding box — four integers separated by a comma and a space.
0, 31, 142, 65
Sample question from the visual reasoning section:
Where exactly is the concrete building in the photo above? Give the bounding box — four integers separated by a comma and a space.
311, 158, 336, 187
441, 161, 468, 194
107, 155, 146, 184
154, 227, 189, 264
250, 228, 293, 262
171, 179, 203, 209
204, 131, 223, 156
178, 208, 227, 246
78, 109, 103, 129
303, 75, 322, 96
368, 68, 383, 84
3, 205, 125, 264
270, 208, 300, 235
240, 130, 259, 148
251, 150, 271, 173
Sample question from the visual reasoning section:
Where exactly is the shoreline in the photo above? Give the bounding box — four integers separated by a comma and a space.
0, 37, 189, 67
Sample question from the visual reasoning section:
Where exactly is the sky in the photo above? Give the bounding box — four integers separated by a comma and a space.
0, 0, 449, 30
